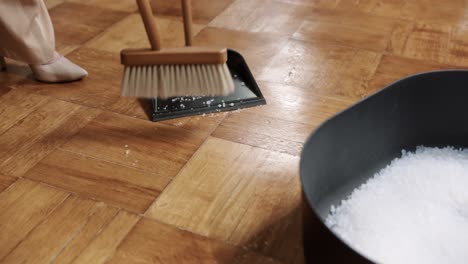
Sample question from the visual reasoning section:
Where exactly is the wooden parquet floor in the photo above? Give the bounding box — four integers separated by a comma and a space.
0, 0, 466, 263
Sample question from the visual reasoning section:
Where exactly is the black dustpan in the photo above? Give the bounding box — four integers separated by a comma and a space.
150, 49, 266, 121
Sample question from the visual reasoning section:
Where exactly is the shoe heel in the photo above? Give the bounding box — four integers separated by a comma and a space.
0, 57, 6, 71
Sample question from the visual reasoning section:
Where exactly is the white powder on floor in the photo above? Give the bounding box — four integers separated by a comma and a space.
326, 146, 468, 264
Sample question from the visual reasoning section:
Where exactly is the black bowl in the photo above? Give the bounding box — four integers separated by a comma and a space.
300, 70, 468, 263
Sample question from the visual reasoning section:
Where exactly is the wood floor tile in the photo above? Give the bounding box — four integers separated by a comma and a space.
0, 85, 11, 97
0, 174, 16, 193
194, 27, 288, 77
388, 21, 468, 66
245, 81, 355, 125
386, 19, 414, 55
146, 137, 302, 261
0, 99, 80, 174
0, 179, 69, 260
400, 0, 468, 25
2, 196, 101, 264
52, 204, 118, 264
49, 2, 129, 54
160, 112, 227, 134
107, 97, 152, 120
367, 55, 461, 94
209, 0, 307, 35
109, 218, 283, 264
293, 20, 390, 52
275, 0, 339, 8
0, 89, 48, 136
292, 7, 397, 52
335, 0, 404, 18
390, 22, 451, 63
86, 14, 205, 53
25, 149, 171, 213
446, 25, 468, 66
150, 0, 235, 24
258, 39, 381, 98
69, 0, 137, 12
0, 59, 35, 87
302, 6, 397, 31
213, 112, 313, 156
71, 211, 139, 264
20, 48, 122, 109
44, 0, 66, 9
0, 100, 101, 177
61, 112, 206, 178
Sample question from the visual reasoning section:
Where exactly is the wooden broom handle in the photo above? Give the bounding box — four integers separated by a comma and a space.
181, 0, 193, 46
136, 0, 161, 50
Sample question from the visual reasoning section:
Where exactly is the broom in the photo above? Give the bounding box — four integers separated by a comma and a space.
121, 0, 235, 98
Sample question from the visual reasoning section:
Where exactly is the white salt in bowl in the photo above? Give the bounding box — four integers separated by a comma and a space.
300, 70, 468, 264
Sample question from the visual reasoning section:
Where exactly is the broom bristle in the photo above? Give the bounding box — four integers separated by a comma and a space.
121, 64, 234, 98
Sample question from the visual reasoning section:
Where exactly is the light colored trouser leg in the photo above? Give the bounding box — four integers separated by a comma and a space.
0, 0, 55, 64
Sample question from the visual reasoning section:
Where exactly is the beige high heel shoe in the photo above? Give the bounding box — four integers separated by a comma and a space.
29, 52, 88, 83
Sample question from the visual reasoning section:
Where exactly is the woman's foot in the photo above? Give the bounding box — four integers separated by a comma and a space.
29, 52, 88, 83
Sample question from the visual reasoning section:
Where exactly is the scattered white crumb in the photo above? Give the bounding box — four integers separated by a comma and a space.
124, 149, 130, 157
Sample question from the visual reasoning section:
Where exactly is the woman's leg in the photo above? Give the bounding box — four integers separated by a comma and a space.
0, 0, 55, 64
0, 0, 87, 82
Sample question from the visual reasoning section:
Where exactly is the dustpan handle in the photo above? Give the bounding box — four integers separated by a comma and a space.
181, 0, 193, 46
136, 0, 161, 51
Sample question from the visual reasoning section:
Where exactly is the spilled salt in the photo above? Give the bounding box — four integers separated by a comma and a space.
326, 146, 468, 264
